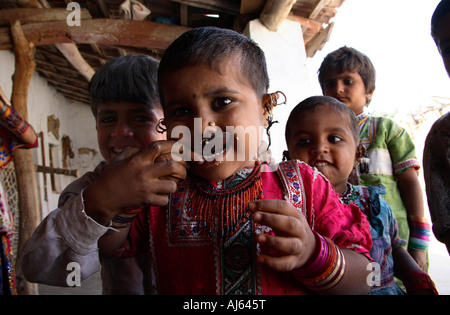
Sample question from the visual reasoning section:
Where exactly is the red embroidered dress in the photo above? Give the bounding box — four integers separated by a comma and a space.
116, 160, 372, 294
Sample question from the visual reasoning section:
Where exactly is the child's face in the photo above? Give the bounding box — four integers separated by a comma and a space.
96, 101, 165, 162
286, 105, 358, 194
435, 12, 450, 77
160, 56, 267, 182
322, 69, 373, 115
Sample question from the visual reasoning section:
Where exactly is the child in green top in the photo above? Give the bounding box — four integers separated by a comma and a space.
318, 46, 429, 271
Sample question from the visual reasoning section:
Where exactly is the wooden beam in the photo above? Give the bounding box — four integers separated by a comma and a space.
9, 20, 40, 296
306, 22, 334, 58
0, 19, 191, 50
55, 43, 95, 81
309, 0, 332, 19
171, 0, 240, 15
287, 14, 323, 33
35, 165, 80, 178
0, 8, 92, 26
259, 0, 297, 31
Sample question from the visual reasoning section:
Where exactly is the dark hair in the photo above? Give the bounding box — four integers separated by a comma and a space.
157, 26, 269, 104
431, 0, 450, 42
285, 95, 359, 144
317, 46, 376, 105
89, 54, 160, 117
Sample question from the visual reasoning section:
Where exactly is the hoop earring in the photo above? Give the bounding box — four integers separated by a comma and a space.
156, 118, 167, 134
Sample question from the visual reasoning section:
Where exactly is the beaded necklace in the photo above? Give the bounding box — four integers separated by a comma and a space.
189, 163, 263, 240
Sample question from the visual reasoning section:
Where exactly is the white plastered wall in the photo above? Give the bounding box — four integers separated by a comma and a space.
0, 50, 103, 218
245, 19, 314, 163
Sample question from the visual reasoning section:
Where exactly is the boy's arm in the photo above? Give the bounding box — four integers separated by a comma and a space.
18, 192, 110, 286
396, 168, 425, 218
396, 168, 428, 271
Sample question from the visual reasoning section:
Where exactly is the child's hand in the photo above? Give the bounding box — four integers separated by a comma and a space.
249, 199, 316, 272
84, 140, 188, 225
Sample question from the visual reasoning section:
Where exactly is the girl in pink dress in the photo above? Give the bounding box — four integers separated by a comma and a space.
99, 27, 373, 295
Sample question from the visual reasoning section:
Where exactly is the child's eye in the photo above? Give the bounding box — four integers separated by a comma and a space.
325, 81, 336, 89
170, 106, 192, 117
344, 79, 354, 85
328, 135, 343, 143
133, 114, 152, 123
98, 115, 115, 124
212, 97, 234, 109
296, 138, 311, 146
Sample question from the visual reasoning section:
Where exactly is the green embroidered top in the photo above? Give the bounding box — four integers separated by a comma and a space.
356, 113, 420, 244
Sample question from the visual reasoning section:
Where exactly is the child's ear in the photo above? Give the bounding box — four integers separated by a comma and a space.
262, 91, 287, 120
262, 93, 273, 118
365, 88, 375, 105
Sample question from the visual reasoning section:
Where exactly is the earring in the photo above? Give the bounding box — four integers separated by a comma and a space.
357, 145, 370, 174
156, 118, 167, 134
271, 91, 287, 107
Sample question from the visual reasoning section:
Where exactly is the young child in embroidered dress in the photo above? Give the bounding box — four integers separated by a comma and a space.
284, 95, 438, 295
318, 47, 430, 271
19, 55, 187, 294
93, 27, 373, 295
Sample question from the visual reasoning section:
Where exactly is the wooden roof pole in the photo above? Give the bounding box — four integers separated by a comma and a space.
259, 0, 297, 31
9, 20, 40, 295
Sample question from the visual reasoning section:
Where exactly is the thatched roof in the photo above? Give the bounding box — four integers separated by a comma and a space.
0, 0, 345, 104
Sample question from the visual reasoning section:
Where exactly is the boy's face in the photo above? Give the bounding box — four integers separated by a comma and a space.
286, 105, 358, 194
96, 101, 165, 162
435, 12, 450, 77
322, 69, 374, 115
160, 56, 267, 182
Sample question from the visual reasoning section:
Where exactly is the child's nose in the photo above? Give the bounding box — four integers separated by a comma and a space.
111, 121, 133, 137
335, 82, 345, 95
312, 140, 329, 155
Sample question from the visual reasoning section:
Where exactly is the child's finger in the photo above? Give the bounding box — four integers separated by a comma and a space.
253, 210, 304, 238
256, 233, 305, 257
249, 199, 302, 218
156, 160, 188, 181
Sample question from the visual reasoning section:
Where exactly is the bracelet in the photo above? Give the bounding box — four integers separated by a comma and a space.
408, 215, 431, 251
403, 270, 438, 295
293, 231, 346, 291
0, 101, 29, 137
111, 208, 141, 228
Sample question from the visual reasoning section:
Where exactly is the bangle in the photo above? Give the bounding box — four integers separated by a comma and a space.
293, 231, 346, 291
403, 270, 438, 295
0, 103, 29, 136
408, 216, 431, 251
111, 208, 141, 228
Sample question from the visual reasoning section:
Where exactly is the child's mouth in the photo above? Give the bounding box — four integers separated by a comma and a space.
196, 132, 234, 164
111, 146, 125, 154
312, 160, 331, 168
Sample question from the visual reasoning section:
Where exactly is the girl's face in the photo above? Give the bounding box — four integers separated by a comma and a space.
286, 105, 358, 194
160, 56, 267, 182
322, 69, 373, 116
96, 101, 165, 162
